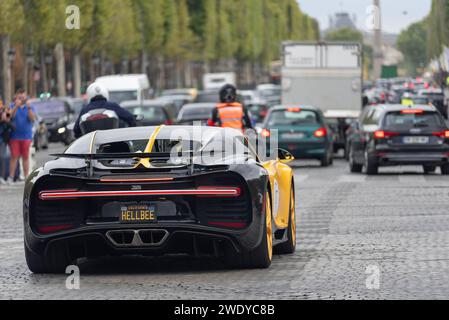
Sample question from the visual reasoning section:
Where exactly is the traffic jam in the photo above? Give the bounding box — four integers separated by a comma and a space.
1, 0, 449, 306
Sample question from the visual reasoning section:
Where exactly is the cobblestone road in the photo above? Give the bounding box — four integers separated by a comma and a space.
1, 145, 449, 299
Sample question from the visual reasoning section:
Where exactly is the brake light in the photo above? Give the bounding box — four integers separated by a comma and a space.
432, 131, 449, 138
261, 129, 271, 137
208, 222, 247, 229
401, 109, 424, 114
38, 224, 74, 234
165, 120, 173, 125
287, 107, 301, 112
314, 128, 327, 138
39, 187, 241, 200
374, 130, 399, 139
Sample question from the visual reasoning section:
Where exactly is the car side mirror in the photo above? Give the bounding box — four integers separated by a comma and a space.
278, 148, 294, 164
135, 114, 144, 121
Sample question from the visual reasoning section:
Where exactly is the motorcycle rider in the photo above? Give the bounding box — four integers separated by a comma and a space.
74, 82, 136, 138
208, 84, 253, 132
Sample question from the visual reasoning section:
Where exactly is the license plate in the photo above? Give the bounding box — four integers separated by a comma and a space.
119, 203, 157, 223
282, 133, 305, 139
403, 136, 429, 144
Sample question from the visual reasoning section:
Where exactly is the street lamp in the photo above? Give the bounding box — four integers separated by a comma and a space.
7, 47, 16, 63
26, 48, 35, 64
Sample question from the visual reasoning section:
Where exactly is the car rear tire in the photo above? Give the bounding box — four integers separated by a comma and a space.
320, 154, 331, 167
349, 149, 363, 173
365, 153, 378, 175
25, 243, 71, 274
274, 188, 296, 255
225, 192, 273, 269
441, 164, 449, 175
423, 166, 436, 174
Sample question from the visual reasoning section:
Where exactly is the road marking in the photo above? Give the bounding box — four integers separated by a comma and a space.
338, 174, 367, 183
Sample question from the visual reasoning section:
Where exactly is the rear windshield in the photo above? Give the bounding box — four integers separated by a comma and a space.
267, 110, 320, 126
384, 111, 445, 131
126, 106, 167, 121
110, 91, 138, 104
179, 107, 213, 120
195, 93, 219, 103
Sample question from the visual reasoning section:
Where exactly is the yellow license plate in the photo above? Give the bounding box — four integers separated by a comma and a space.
119, 204, 157, 223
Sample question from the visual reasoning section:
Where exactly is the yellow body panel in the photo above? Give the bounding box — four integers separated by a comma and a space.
262, 160, 294, 229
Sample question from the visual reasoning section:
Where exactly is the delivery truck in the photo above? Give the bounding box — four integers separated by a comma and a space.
281, 42, 362, 111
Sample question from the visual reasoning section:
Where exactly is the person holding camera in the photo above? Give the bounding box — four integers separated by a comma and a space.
0, 98, 14, 184
6, 89, 36, 184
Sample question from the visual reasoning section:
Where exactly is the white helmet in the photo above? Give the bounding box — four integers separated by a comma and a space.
87, 82, 109, 102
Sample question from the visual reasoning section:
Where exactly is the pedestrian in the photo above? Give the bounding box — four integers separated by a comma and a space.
1, 97, 14, 184
7, 89, 36, 184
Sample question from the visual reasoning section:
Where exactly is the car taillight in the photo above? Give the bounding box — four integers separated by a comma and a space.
432, 131, 449, 138
38, 224, 74, 234
261, 129, 271, 137
401, 109, 424, 114
374, 130, 399, 139
314, 128, 327, 138
165, 120, 173, 125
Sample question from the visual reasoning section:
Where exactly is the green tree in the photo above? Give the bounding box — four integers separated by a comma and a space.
398, 20, 428, 76
0, 0, 24, 103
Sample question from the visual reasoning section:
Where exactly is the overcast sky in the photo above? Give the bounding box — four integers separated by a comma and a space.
298, 0, 432, 34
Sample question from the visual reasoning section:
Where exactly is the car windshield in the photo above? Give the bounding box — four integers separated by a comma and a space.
267, 109, 320, 126
110, 91, 139, 104
33, 100, 66, 117
384, 111, 445, 131
126, 106, 166, 121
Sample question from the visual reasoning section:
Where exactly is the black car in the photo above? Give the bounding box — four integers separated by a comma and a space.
31, 98, 76, 144
348, 104, 449, 175
23, 126, 296, 273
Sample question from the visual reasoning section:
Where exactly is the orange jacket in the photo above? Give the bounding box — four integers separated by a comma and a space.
215, 102, 244, 130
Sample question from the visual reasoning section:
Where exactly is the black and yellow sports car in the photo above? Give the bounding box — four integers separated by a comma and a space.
23, 126, 296, 273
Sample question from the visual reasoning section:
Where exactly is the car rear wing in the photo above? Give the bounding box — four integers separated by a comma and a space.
51, 151, 202, 177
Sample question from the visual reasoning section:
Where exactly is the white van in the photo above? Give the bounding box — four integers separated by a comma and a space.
203, 72, 236, 90
95, 74, 151, 105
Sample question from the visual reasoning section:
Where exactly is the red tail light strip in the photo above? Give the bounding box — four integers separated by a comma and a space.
100, 177, 174, 183
39, 187, 241, 201
208, 222, 247, 229
38, 224, 74, 234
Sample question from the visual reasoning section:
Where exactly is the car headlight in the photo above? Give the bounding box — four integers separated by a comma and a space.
58, 127, 66, 134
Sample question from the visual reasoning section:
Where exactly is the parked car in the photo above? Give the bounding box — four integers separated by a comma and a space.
348, 104, 449, 175
260, 106, 334, 166
121, 101, 174, 126
177, 103, 216, 125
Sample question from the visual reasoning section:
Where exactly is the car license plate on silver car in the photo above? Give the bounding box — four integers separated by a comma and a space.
403, 136, 429, 144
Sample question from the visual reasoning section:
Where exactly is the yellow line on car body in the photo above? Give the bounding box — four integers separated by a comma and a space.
135, 125, 165, 169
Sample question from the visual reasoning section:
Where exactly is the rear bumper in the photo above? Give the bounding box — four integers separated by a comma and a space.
24, 221, 263, 262
376, 152, 449, 166
278, 141, 329, 159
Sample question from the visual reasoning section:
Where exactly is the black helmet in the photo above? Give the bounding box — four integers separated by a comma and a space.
219, 84, 237, 103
